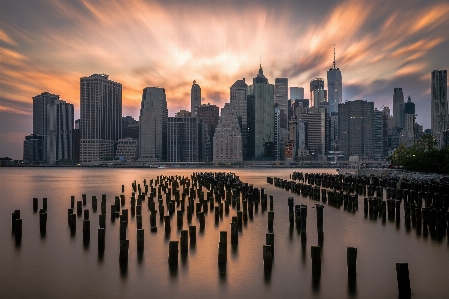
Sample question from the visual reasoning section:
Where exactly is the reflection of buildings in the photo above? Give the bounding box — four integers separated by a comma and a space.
139, 87, 167, 162
213, 103, 242, 163
247, 65, 275, 160
431, 70, 448, 148
80, 74, 122, 163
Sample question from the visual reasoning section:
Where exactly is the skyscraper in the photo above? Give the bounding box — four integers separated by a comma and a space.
230, 78, 248, 159
290, 87, 304, 101
46, 99, 74, 164
310, 78, 326, 108
327, 46, 342, 114
431, 70, 448, 148
191, 80, 201, 116
275, 78, 288, 129
247, 65, 275, 160
80, 74, 122, 163
393, 88, 405, 128
167, 115, 202, 162
339, 100, 374, 160
139, 87, 168, 162
32, 92, 59, 161
197, 103, 219, 163
213, 103, 242, 163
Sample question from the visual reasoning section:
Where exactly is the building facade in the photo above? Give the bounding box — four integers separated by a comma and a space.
393, 88, 405, 129
197, 104, 219, 163
275, 78, 288, 129
247, 65, 275, 160
230, 78, 248, 159
431, 70, 448, 148
191, 80, 201, 116
310, 78, 326, 108
167, 116, 203, 162
46, 99, 74, 164
339, 100, 374, 160
213, 103, 242, 163
327, 48, 342, 114
139, 87, 168, 162
80, 74, 122, 163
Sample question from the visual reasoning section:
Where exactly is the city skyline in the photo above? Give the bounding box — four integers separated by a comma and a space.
1, 0, 449, 159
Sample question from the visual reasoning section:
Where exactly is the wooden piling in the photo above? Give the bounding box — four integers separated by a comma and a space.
189, 225, 196, 244
218, 231, 227, 264
180, 230, 188, 253
311, 245, 321, 275
137, 228, 144, 252
396, 263, 411, 298
119, 239, 129, 263
263, 245, 273, 267
266, 233, 274, 256
347, 247, 357, 277
33, 198, 38, 211
168, 241, 179, 265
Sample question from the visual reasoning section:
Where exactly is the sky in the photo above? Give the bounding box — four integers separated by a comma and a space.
1, 0, 448, 159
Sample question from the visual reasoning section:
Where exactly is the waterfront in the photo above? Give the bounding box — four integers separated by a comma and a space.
1, 167, 448, 299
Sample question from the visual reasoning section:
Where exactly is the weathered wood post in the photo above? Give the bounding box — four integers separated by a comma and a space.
168, 241, 179, 265
137, 228, 144, 252
77, 201, 82, 216
120, 220, 127, 240
83, 219, 90, 242
33, 198, 38, 212
347, 247, 357, 277
39, 209, 47, 235
70, 196, 74, 209
43, 198, 47, 211
218, 231, 227, 264
268, 211, 274, 230
396, 263, 411, 298
266, 233, 274, 256
263, 245, 273, 267
98, 227, 105, 250
15, 218, 22, 242
316, 204, 324, 241
231, 218, 238, 245
12, 210, 20, 233
189, 225, 196, 245
180, 230, 188, 254
119, 239, 129, 264
311, 245, 321, 275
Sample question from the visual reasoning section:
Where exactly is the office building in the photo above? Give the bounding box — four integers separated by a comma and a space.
339, 100, 374, 160
230, 78, 248, 159
290, 87, 304, 101
197, 104, 219, 163
167, 115, 203, 162
275, 78, 288, 129
122, 116, 139, 139
191, 80, 201, 116
393, 88, 405, 128
327, 46, 342, 114
80, 74, 122, 163
431, 70, 448, 148
115, 137, 138, 162
213, 103, 242, 163
247, 65, 275, 160
296, 106, 330, 159
46, 99, 74, 164
139, 87, 168, 162
310, 78, 326, 108
23, 134, 44, 163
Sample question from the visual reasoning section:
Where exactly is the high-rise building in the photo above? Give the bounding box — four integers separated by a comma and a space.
339, 100, 374, 160
431, 70, 448, 148
191, 80, 201, 116
197, 104, 219, 163
327, 46, 342, 114
139, 87, 168, 162
115, 137, 138, 162
46, 99, 74, 164
290, 87, 304, 100
296, 106, 330, 159
80, 74, 122, 163
167, 115, 203, 162
275, 78, 288, 129
310, 78, 326, 108
393, 88, 405, 128
373, 109, 384, 160
213, 103, 242, 163
247, 65, 275, 160
23, 134, 44, 163
230, 78, 248, 159
32, 92, 60, 161
404, 96, 416, 145
122, 116, 139, 139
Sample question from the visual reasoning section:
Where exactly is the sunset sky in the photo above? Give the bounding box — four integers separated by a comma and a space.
1, 0, 448, 159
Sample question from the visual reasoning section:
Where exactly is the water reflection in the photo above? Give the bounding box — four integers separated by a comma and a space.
347, 275, 357, 297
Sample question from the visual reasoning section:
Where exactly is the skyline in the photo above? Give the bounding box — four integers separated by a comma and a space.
1, 0, 449, 159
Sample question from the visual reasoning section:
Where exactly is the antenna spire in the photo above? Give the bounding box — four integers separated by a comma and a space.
333, 44, 336, 69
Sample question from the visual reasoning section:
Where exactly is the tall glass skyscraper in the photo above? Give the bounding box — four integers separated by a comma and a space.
431, 70, 448, 148
327, 46, 342, 114
139, 87, 168, 162
80, 74, 122, 163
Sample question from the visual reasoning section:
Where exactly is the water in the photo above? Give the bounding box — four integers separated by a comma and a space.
1, 167, 448, 299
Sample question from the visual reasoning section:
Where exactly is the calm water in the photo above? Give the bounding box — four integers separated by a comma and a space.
1, 167, 448, 299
